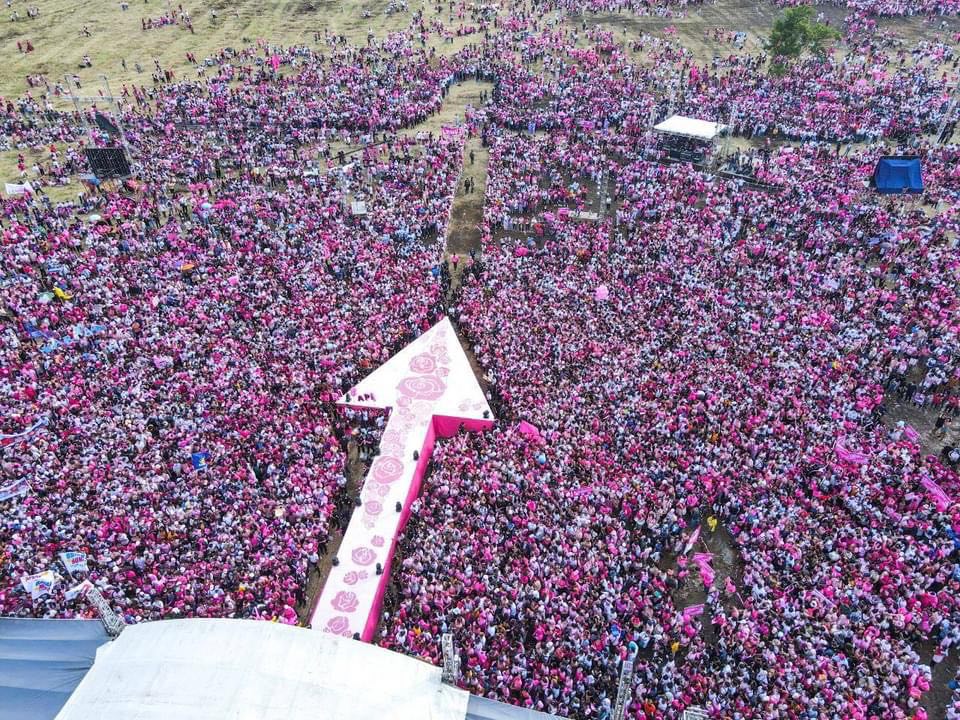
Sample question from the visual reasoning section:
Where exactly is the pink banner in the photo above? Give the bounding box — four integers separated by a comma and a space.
834, 437, 870, 465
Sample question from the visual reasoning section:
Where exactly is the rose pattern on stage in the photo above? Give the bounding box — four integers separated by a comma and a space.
396, 375, 447, 401
409, 353, 437, 374
324, 616, 352, 637
371, 456, 404, 483
352, 546, 376, 566
331, 590, 360, 613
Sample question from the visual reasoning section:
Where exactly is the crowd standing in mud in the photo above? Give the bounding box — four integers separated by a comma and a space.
3, 0, 960, 719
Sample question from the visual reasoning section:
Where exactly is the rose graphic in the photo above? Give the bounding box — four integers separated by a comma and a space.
352, 546, 376, 566
325, 616, 352, 636
332, 590, 359, 613
397, 375, 446, 401
343, 571, 359, 586
409, 353, 437, 374
372, 456, 404, 483
375, 484, 390, 498
436, 366, 450, 378
371, 535, 385, 548
365, 500, 383, 516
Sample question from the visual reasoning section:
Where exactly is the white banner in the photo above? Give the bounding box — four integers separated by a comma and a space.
65, 580, 94, 602
5, 181, 32, 196
0, 417, 49, 448
60, 551, 89, 575
0, 476, 31, 502
21, 570, 58, 600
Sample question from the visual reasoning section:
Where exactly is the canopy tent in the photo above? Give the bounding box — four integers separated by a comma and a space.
55, 619, 469, 720
466, 696, 565, 720
0, 618, 108, 720
873, 157, 924, 194
53, 618, 566, 720
654, 115, 728, 141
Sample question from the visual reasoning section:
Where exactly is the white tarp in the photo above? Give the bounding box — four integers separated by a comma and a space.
55, 619, 470, 720
5, 182, 32, 196
654, 115, 727, 141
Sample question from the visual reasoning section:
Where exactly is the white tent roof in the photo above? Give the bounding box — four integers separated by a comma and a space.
55, 619, 469, 720
654, 115, 727, 141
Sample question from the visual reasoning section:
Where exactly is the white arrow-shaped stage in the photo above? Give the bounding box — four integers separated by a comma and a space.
312, 317, 494, 640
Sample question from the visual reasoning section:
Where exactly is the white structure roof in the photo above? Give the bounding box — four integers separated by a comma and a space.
55, 619, 469, 720
654, 115, 727, 141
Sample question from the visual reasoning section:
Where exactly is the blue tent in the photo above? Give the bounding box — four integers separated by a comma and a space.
0, 618, 108, 720
873, 157, 923, 194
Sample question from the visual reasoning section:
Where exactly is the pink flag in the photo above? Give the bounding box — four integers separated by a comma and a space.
692, 553, 715, 587
903, 425, 920, 443
271, 55, 280, 71
682, 526, 701, 555
682, 604, 704, 622
921, 478, 953, 512
516, 421, 542, 441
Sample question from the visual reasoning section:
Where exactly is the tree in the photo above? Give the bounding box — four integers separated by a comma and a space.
766, 6, 840, 75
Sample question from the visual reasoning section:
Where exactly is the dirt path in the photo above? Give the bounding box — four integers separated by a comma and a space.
917, 639, 960, 720
446, 135, 489, 257
668, 523, 746, 640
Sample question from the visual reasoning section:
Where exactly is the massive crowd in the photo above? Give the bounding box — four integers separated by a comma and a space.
2, 0, 960, 718
381, 129, 960, 718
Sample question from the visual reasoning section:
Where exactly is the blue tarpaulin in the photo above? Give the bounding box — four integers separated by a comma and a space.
873, 157, 923, 194
0, 618, 107, 720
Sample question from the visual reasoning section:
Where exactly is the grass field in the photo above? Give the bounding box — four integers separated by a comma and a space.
4, 0, 957, 104
3, 0, 957, 196
2, 0, 484, 101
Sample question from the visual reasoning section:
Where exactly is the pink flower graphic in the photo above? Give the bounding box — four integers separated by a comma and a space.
352, 546, 376, 566
409, 353, 437, 374
343, 571, 359, 586
371, 455, 404, 483
332, 590, 359, 613
381, 430, 405, 447
397, 375, 446, 401
365, 500, 383, 516
325, 616, 352, 636
436, 366, 450, 378
375, 484, 390, 498
371, 535, 385, 547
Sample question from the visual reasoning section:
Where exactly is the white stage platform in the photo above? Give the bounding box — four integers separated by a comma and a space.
55, 619, 470, 720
